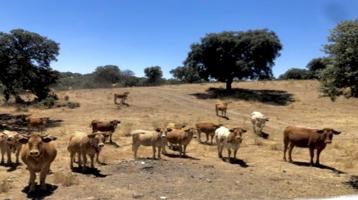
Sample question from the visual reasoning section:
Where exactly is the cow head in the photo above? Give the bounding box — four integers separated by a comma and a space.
229, 127, 247, 143
155, 128, 171, 139
110, 120, 121, 128
3, 131, 22, 153
19, 134, 55, 157
317, 128, 341, 144
88, 133, 107, 151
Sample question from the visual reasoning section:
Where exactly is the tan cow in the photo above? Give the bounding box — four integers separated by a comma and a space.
131, 128, 168, 159
19, 133, 57, 192
0, 130, 24, 164
67, 131, 107, 170
26, 117, 50, 132
215, 101, 231, 118
283, 126, 341, 165
114, 91, 130, 105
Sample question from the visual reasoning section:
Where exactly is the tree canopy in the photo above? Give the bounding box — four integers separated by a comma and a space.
144, 66, 163, 85
320, 20, 358, 98
278, 68, 312, 80
306, 57, 331, 79
170, 66, 202, 83
93, 65, 122, 85
0, 29, 59, 101
184, 30, 282, 90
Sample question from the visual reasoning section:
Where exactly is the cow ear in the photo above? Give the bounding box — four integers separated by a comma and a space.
242, 129, 247, 133
229, 128, 235, 132
42, 136, 53, 143
167, 128, 173, 132
317, 130, 324, 134
155, 128, 161, 132
19, 138, 29, 144
88, 133, 96, 138
333, 130, 341, 135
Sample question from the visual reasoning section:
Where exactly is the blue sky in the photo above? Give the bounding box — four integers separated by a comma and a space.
1, 0, 357, 78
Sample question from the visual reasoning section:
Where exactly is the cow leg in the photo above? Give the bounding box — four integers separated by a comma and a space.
316, 148, 323, 166
198, 131, 202, 142
89, 154, 95, 168
183, 145, 187, 156
233, 148, 238, 159
40, 166, 49, 191
205, 133, 209, 143
15, 148, 20, 163
227, 148, 232, 160
152, 146, 156, 159
132, 144, 139, 160
28, 171, 36, 192
309, 147, 314, 165
109, 132, 113, 143
6, 149, 12, 164
82, 152, 87, 170
157, 146, 161, 159
288, 143, 294, 162
283, 139, 289, 161
70, 152, 75, 169
77, 152, 82, 168
1, 149, 4, 164
218, 143, 223, 158
210, 134, 214, 144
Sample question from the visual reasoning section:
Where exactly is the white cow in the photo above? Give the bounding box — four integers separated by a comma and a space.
215, 126, 246, 159
251, 111, 269, 136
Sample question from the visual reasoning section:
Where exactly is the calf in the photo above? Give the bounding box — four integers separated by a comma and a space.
26, 117, 49, 132
68, 131, 107, 170
19, 133, 57, 192
163, 128, 196, 157
283, 126, 341, 165
215, 101, 231, 117
251, 111, 269, 136
195, 122, 221, 144
90, 120, 121, 143
131, 128, 168, 159
0, 130, 23, 164
215, 126, 247, 159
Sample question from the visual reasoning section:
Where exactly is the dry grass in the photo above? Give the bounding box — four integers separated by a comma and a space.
53, 172, 79, 187
0, 179, 11, 193
120, 122, 133, 137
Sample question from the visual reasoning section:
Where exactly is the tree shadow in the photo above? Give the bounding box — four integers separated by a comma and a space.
71, 167, 108, 178
0, 113, 30, 132
345, 175, 358, 190
163, 153, 200, 160
291, 161, 345, 174
22, 184, 58, 200
222, 157, 249, 168
191, 87, 294, 106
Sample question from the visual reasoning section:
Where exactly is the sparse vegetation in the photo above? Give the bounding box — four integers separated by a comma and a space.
53, 172, 78, 187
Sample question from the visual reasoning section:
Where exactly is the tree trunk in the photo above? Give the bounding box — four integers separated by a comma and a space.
226, 79, 233, 92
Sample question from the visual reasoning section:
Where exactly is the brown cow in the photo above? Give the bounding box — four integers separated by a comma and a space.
283, 126, 341, 165
195, 122, 221, 144
19, 133, 57, 192
26, 117, 50, 132
90, 120, 121, 143
215, 101, 231, 118
163, 128, 196, 157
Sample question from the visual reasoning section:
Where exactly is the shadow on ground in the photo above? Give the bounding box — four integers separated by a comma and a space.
191, 87, 294, 106
221, 157, 249, 168
292, 161, 345, 174
22, 184, 58, 200
71, 167, 108, 178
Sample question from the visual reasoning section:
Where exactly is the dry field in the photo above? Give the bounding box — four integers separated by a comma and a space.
0, 80, 357, 200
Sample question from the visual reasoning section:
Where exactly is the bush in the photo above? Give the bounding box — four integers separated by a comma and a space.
278, 68, 312, 80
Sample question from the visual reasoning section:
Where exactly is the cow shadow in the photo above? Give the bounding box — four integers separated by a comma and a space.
46, 119, 63, 128
345, 175, 358, 190
107, 141, 120, 148
71, 167, 108, 178
22, 184, 58, 200
292, 161, 345, 174
191, 87, 294, 106
255, 131, 270, 139
222, 157, 249, 168
163, 153, 200, 160
217, 115, 230, 120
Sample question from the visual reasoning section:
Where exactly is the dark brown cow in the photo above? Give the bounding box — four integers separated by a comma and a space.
26, 117, 50, 132
19, 133, 57, 192
90, 120, 121, 143
283, 126, 341, 165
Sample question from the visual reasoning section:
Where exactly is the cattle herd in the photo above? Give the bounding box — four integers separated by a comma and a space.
0, 95, 342, 194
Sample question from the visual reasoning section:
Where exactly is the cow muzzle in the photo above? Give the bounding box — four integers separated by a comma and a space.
29, 150, 40, 157
325, 140, 332, 144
